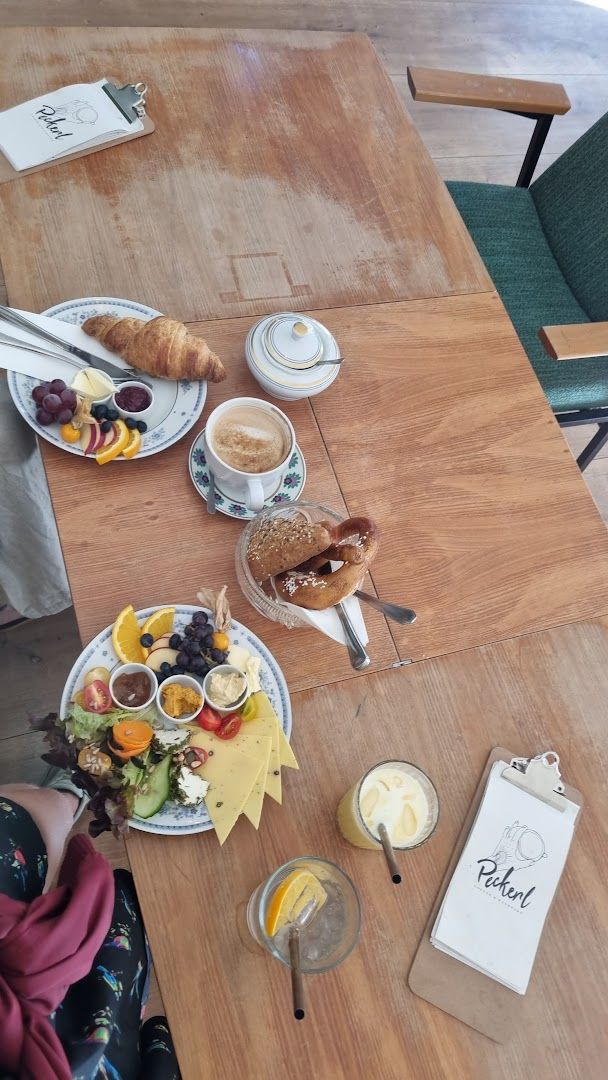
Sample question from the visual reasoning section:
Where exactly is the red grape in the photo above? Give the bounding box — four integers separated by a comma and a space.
57, 408, 74, 424
31, 385, 48, 404
42, 393, 62, 415
36, 408, 54, 426
60, 388, 77, 410
49, 378, 66, 395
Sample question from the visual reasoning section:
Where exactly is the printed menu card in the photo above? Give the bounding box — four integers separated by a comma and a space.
0, 80, 143, 171
431, 761, 579, 994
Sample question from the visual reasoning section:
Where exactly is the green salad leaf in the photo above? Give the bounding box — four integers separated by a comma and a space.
63, 703, 114, 744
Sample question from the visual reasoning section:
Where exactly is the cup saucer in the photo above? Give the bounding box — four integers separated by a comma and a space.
188, 428, 307, 520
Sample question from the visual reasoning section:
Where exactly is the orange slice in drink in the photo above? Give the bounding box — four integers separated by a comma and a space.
265, 869, 327, 936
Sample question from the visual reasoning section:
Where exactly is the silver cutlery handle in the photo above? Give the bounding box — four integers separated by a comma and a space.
0, 304, 83, 353
355, 590, 417, 625
335, 601, 370, 670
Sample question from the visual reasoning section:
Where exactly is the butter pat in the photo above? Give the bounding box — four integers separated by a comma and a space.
71, 367, 114, 401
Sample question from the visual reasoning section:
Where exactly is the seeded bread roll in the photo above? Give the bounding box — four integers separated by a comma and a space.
247, 517, 333, 583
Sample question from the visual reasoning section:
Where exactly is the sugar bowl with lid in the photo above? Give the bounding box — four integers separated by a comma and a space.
245, 311, 341, 402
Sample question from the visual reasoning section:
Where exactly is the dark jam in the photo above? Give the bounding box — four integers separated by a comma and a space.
112, 672, 152, 708
115, 384, 152, 413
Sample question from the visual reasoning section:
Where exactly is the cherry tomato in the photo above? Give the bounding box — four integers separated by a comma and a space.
196, 704, 222, 732
217, 713, 242, 740
83, 679, 113, 714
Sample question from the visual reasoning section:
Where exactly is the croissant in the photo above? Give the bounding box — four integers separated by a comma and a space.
82, 315, 226, 383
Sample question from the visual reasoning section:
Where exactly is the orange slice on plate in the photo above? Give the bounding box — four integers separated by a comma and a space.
141, 607, 175, 641
112, 603, 146, 664
96, 420, 130, 465
121, 427, 142, 460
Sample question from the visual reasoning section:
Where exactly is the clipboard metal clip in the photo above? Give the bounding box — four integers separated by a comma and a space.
503, 751, 567, 812
102, 81, 148, 124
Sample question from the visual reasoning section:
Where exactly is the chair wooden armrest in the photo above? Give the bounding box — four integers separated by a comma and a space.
407, 67, 571, 116
540, 323, 608, 360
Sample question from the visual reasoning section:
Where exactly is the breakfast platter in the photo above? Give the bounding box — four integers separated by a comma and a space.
6, 296, 212, 461
46, 600, 294, 839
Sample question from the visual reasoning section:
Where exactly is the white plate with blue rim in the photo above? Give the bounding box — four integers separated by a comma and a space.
6, 297, 207, 459
60, 604, 292, 836
189, 428, 306, 520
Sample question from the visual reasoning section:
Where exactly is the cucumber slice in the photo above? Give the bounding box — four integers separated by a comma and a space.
132, 754, 172, 819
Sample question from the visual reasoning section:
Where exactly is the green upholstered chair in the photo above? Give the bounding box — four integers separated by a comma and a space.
408, 67, 608, 470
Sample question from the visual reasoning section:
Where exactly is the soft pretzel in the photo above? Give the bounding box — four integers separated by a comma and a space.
274, 517, 379, 610
247, 516, 333, 583
275, 555, 366, 609
319, 516, 379, 566
82, 315, 226, 383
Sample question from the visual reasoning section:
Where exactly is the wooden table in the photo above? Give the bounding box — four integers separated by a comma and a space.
2, 25, 608, 1079
0, 26, 489, 320
128, 619, 608, 1079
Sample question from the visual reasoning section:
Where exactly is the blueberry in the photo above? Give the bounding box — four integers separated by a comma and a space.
160, 661, 173, 676
100, 419, 112, 434
107, 408, 119, 422
176, 651, 190, 668
140, 633, 154, 648
125, 417, 138, 430
96, 404, 109, 419
136, 420, 148, 434
155, 671, 165, 684
172, 666, 186, 676
192, 611, 208, 626
169, 633, 182, 650
210, 649, 225, 663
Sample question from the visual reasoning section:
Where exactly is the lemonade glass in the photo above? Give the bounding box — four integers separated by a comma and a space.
246, 856, 361, 974
337, 760, 439, 851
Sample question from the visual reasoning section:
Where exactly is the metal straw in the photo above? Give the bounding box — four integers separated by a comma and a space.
289, 924, 305, 1020
378, 823, 402, 884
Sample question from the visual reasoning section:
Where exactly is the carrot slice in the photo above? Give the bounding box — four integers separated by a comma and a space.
108, 740, 149, 761
113, 720, 153, 750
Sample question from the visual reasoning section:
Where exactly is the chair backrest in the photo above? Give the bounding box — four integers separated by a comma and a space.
531, 111, 608, 322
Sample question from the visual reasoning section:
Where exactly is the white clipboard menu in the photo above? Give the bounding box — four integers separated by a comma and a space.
0, 78, 153, 179
409, 748, 583, 1042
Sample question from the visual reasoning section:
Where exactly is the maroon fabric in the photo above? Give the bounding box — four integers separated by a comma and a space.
0, 833, 114, 1079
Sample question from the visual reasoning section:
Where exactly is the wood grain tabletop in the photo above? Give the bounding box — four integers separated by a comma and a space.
39, 331, 398, 689
188, 294, 608, 661
127, 618, 608, 1079
0, 26, 490, 319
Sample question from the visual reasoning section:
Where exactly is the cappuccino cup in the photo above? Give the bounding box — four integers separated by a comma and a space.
205, 397, 296, 512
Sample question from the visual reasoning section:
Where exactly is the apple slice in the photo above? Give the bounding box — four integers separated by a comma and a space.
149, 634, 172, 653
99, 425, 116, 449
145, 648, 179, 672
80, 421, 101, 455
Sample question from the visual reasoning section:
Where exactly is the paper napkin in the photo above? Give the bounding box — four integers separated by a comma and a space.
431, 761, 579, 994
0, 307, 131, 382
276, 588, 369, 647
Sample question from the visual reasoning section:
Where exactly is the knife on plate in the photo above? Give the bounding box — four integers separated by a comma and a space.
0, 304, 136, 380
